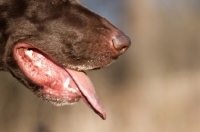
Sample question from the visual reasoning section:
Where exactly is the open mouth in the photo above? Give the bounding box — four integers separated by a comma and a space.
13, 43, 106, 120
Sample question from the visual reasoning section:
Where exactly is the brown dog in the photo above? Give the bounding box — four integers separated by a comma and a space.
0, 0, 131, 119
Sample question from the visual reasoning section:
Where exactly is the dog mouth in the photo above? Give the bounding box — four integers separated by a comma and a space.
13, 43, 106, 120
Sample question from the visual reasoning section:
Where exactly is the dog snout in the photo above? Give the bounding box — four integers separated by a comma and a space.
112, 35, 131, 55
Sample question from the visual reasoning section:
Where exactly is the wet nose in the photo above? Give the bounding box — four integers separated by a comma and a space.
112, 35, 131, 55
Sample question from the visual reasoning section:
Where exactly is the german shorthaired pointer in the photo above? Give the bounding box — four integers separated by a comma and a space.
0, 0, 131, 119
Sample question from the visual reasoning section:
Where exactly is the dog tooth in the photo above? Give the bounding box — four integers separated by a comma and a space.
63, 78, 70, 88
68, 87, 78, 93
45, 71, 52, 76
35, 61, 42, 67
25, 50, 33, 58
37, 53, 43, 58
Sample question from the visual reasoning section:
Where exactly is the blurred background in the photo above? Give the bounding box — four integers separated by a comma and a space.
1, 0, 200, 131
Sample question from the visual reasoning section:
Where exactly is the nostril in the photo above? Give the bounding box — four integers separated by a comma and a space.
112, 35, 131, 55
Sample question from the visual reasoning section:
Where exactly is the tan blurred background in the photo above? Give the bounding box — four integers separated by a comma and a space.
1, 0, 200, 132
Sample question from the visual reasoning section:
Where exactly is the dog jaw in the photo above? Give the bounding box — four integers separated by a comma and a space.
13, 42, 106, 120
1, 0, 131, 120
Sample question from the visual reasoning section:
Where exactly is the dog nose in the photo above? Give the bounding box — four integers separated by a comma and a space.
112, 35, 131, 55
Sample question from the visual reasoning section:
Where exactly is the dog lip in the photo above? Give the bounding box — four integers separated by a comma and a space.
13, 42, 106, 120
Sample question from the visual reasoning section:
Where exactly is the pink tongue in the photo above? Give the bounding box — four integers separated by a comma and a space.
67, 69, 106, 120
13, 43, 106, 119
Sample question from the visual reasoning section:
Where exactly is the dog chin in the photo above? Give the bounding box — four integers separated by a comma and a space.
41, 93, 80, 106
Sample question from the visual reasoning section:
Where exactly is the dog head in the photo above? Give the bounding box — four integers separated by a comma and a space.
1, 0, 131, 119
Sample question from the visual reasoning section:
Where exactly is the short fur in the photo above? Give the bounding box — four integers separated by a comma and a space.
0, 0, 130, 110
